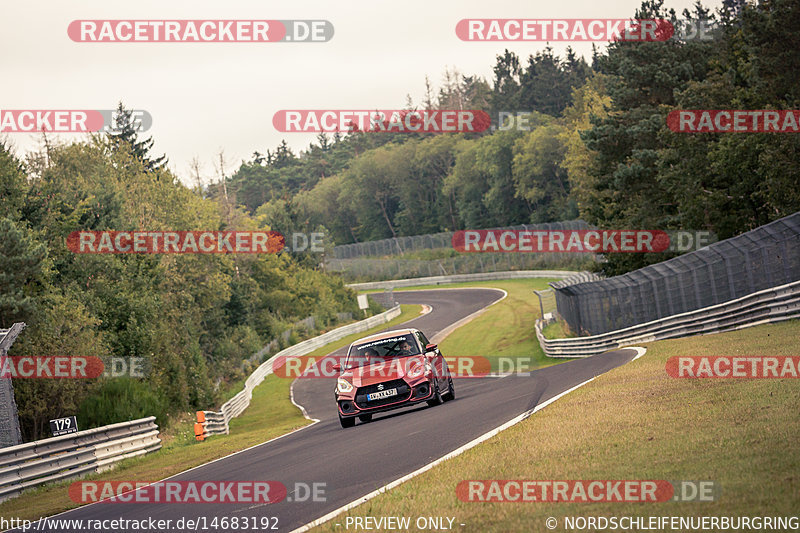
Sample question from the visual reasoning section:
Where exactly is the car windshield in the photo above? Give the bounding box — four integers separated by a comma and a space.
344, 333, 420, 369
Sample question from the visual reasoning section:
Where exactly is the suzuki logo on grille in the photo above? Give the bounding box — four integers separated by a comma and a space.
377, 384, 384, 390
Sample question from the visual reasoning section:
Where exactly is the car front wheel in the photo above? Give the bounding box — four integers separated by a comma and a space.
427, 382, 443, 407
444, 376, 455, 401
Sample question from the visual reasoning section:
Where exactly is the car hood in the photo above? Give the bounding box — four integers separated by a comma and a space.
341, 355, 425, 387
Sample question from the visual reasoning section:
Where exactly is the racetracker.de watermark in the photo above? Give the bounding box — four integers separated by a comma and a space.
272, 110, 491, 133
69, 480, 326, 504
452, 230, 715, 253
68, 20, 333, 42
457, 480, 720, 502
666, 356, 800, 378
275, 355, 550, 379
0, 356, 103, 378
671, 19, 717, 41
492, 111, 550, 131
274, 354, 494, 379
0, 109, 152, 133
456, 19, 672, 42
0, 356, 146, 378
67, 231, 285, 254
667, 110, 800, 133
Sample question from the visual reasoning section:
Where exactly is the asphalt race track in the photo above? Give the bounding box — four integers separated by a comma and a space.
8, 289, 641, 533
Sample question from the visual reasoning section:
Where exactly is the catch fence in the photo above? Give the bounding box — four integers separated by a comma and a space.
327, 251, 593, 282
552, 212, 800, 335
332, 220, 592, 259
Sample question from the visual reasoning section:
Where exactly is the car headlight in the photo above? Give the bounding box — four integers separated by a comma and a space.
408, 361, 432, 379
336, 377, 354, 393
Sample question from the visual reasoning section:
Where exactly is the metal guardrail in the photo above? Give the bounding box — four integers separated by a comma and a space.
198, 305, 403, 438
553, 211, 800, 335
346, 270, 581, 291
0, 416, 161, 502
536, 280, 800, 358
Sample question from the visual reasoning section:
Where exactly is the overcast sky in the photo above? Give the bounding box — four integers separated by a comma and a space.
1, 0, 720, 186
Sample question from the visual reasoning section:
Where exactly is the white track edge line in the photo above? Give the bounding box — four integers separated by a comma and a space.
290, 380, 321, 423
289, 375, 597, 533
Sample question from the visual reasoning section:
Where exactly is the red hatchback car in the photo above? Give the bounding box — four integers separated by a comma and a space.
333, 328, 455, 428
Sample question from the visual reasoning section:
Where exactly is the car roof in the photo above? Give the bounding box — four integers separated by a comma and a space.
351, 328, 419, 345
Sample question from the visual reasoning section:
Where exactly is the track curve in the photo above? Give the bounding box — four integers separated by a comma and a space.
9, 289, 640, 533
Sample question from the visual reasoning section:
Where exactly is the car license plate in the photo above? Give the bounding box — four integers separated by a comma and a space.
367, 388, 397, 401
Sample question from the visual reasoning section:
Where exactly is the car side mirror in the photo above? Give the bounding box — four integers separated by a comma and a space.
425, 343, 438, 353
332, 363, 341, 372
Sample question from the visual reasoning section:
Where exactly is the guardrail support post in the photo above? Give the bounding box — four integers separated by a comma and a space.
533, 291, 545, 319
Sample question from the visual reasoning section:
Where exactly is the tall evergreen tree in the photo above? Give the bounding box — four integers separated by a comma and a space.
0, 218, 47, 327
107, 102, 167, 173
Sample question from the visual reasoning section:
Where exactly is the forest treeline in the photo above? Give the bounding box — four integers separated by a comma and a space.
223, 0, 800, 276
0, 125, 359, 440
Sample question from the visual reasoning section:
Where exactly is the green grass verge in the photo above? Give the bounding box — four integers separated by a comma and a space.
541, 319, 575, 339
434, 279, 561, 370
0, 304, 422, 522
311, 319, 800, 532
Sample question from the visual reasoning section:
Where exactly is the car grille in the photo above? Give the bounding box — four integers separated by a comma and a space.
355, 379, 411, 408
